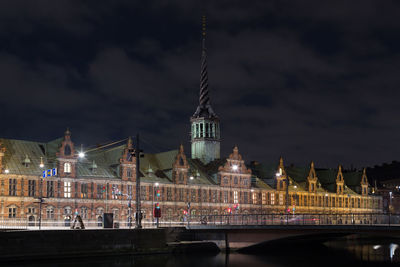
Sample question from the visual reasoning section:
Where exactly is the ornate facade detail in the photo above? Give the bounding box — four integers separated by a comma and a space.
218, 146, 251, 188
307, 161, 318, 193
119, 137, 136, 182
172, 144, 189, 185
275, 157, 288, 191
56, 129, 77, 178
361, 168, 369, 196
336, 165, 345, 194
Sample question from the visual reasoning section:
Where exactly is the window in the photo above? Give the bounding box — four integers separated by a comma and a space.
252, 193, 257, 204
46, 207, 54, 219
311, 183, 314, 192
28, 180, 36, 197
179, 188, 184, 202
97, 184, 104, 199
81, 184, 88, 198
112, 209, 119, 220
9, 179, 17, 196
179, 173, 184, 183
64, 144, 71, 155
128, 185, 133, 197
243, 179, 248, 186
191, 189, 196, 202
64, 163, 71, 173
223, 176, 228, 185
234, 176, 238, 185
167, 188, 172, 201
262, 193, 267, 205
200, 123, 203, 137
113, 185, 121, 200
127, 168, 132, 177
28, 207, 35, 214
271, 193, 275, 205
202, 189, 207, 202
224, 191, 228, 203
243, 192, 249, 204
212, 190, 217, 203
279, 194, 283, 205
64, 206, 71, 215
81, 207, 88, 219
47, 181, 54, 197
64, 182, 71, 198
8, 207, 17, 218
234, 191, 238, 204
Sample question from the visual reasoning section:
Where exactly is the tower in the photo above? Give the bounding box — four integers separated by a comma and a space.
191, 16, 220, 164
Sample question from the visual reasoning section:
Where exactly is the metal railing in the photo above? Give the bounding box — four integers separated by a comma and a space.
0, 213, 398, 230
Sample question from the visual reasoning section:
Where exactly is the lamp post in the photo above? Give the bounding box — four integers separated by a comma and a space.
152, 182, 159, 226
38, 160, 45, 230
135, 134, 142, 229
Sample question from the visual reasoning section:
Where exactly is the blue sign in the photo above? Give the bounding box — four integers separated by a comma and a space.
42, 168, 57, 178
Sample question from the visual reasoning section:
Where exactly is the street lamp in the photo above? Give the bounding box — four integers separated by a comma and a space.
38, 161, 45, 230
152, 183, 159, 226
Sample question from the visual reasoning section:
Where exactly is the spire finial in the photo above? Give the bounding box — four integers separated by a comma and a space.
202, 15, 206, 38
192, 16, 217, 118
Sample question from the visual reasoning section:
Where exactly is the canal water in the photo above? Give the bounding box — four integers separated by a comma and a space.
6, 238, 400, 267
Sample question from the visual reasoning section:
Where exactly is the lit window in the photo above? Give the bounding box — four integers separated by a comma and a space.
262, 193, 267, 205
271, 193, 275, 205
233, 191, 238, 204
46, 207, 54, 219
252, 193, 257, 204
8, 207, 17, 218
279, 194, 283, 205
64, 163, 71, 174
64, 182, 71, 198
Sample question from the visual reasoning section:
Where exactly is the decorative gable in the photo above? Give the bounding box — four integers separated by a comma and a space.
361, 168, 369, 196
275, 156, 288, 191
172, 144, 189, 184
307, 161, 318, 193
218, 146, 251, 188
119, 137, 136, 181
56, 129, 77, 178
336, 165, 344, 194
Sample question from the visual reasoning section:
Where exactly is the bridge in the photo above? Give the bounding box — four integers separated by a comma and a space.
171, 213, 400, 251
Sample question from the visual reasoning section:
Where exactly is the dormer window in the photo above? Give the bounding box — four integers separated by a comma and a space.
64, 144, 71, 156
22, 154, 31, 167
64, 162, 71, 174
179, 157, 184, 166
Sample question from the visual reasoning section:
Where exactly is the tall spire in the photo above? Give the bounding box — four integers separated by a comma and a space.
193, 16, 217, 118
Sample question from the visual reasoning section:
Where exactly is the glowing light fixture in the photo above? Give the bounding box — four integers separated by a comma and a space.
190, 176, 194, 180
155, 182, 159, 187
39, 157, 45, 168
78, 152, 85, 158
232, 164, 238, 171
4, 168, 9, 174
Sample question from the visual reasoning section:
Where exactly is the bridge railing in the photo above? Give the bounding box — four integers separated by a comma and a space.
184, 213, 396, 227
0, 213, 397, 229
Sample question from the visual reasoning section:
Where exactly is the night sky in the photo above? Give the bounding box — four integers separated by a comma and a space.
1, 1, 400, 169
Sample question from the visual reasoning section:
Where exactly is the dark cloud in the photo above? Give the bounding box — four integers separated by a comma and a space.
0, 0, 400, 168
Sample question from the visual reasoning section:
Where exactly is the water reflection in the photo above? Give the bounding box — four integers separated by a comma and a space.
325, 237, 400, 263
7, 238, 400, 267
